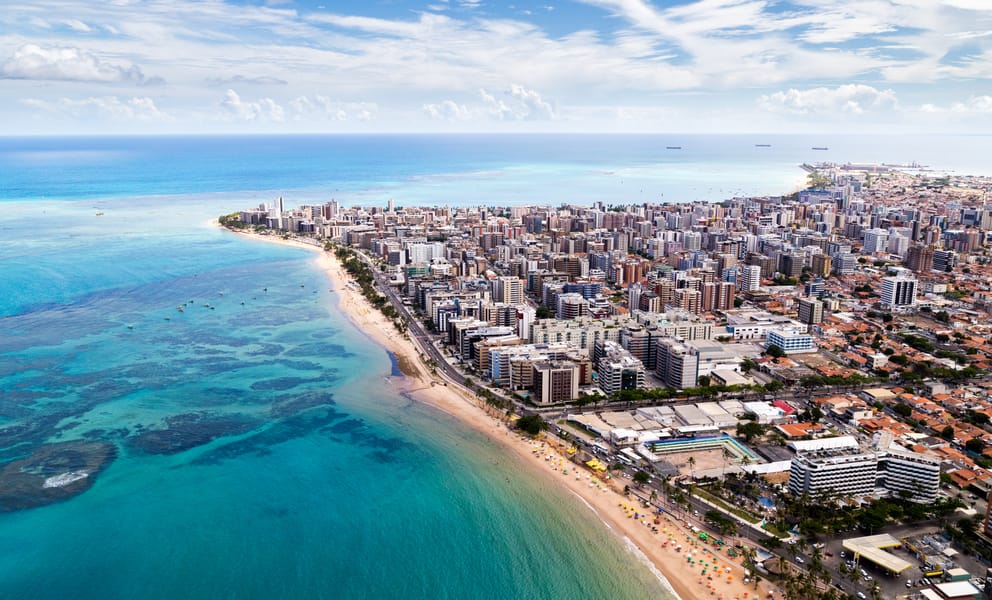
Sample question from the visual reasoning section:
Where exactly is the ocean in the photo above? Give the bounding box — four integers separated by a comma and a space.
0, 133, 987, 599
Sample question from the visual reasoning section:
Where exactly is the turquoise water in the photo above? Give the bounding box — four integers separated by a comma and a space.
2, 133, 988, 598
0, 191, 671, 598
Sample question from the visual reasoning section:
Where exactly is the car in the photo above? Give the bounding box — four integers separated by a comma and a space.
825, 551, 833, 557
857, 593, 866, 600
907, 579, 914, 588
795, 556, 805, 564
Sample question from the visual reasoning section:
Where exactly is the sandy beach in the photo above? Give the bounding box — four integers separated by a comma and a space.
222, 226, 780, 600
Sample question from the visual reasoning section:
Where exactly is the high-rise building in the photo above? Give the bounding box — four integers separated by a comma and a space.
933, 249, 957, 272
831, 253, 857, 275
741, 265, 762, 292
492, 276, 524, 305
532, 361, 579, 405
556, 293, 590, 320
596, 344, 646, 396
797, 297, 824, 325
810, 253, 832, 277
905, 245, 934, 273
880, 274, 918, 310
779, 253, 803, 279
862, 228, 889, 254
655, 338, 699, 389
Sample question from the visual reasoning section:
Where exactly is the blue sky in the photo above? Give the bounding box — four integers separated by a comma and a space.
1, 0, 991, 134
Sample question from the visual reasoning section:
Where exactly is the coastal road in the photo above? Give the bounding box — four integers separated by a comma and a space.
355, 251, 476, 395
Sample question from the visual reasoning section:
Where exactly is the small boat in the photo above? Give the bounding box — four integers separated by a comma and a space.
755, 144, 771, 148
127, 324, 134, 329
666, 146, 682, 150
95, 212, 105, 216
812, 146, 828, 150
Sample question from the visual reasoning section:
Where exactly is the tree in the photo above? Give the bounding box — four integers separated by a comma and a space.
941, 425, 955, 440
737, 421, 765, 442
764, 379, 785, 393
965, 438, 984, 454
893, 403, 913, 418
633, 470, 651, 485
516, 414, 547, 436
697, 374, 711, 387
766, 344, 786, 359
535, 306, 553, 319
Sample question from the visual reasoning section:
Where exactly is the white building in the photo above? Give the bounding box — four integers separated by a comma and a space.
788, 437, 940, 503
788, 449, 877, 499
862, 228, 889, 254
741, 265, 762, 292
880, 273, 918, 311
656, 338, 699, 389
765, 327, 817, 354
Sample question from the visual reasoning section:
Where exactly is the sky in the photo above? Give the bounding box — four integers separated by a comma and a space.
1, 0, 991, 134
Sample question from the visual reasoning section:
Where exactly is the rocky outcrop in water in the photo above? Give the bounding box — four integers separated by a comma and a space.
0, 441, 116, 512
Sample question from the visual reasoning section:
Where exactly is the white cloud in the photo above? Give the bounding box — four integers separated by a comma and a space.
0, 44, 149, 83
951, 96, 992, 113
506, 84, 556, 120
64, 19, 92, 33
21, 95, 167, 120
207, 75, 289, 86
220, 89, 285, 121
757, 84, 899, 116
288, 95, 377, 121
422, 86, 556, 122
422, 100, 472, 121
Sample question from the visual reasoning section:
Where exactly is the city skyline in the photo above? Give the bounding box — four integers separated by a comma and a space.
2, 0, 991, 135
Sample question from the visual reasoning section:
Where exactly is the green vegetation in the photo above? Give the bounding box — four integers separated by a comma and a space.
609, 379, 783, 404
806, 172, 832, 190
218, 212, 248, 229
692, 487, 760, 524
765, 344, 786, 359
516, 414, 548, 436
736, 420, 765, 442
333, 245, 406, 333
901, 334, 934, 353
704, 509, 739, 535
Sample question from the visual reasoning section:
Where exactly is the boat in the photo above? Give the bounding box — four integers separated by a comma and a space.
755, 144, 771, 148
666, 146, 682, 150
812, 146, 828, 150
95, 211, 104, 216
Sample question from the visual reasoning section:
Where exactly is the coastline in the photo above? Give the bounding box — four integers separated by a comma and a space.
219, 224, 779, 600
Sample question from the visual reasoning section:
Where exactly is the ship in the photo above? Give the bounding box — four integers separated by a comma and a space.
666, 146, 682, 150
812, 146, 828, 151
755, 144, 771, 148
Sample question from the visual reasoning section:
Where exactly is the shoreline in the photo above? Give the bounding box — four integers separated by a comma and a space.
219, 224, 779, 600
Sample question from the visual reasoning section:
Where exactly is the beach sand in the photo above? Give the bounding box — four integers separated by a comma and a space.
222, 226, 781, 600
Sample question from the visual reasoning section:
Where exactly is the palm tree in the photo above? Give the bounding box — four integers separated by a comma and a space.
687, 456, 696, 480
722, 445, 734, 478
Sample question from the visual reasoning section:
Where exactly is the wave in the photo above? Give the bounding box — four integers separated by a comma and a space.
42, 471, 89, 488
